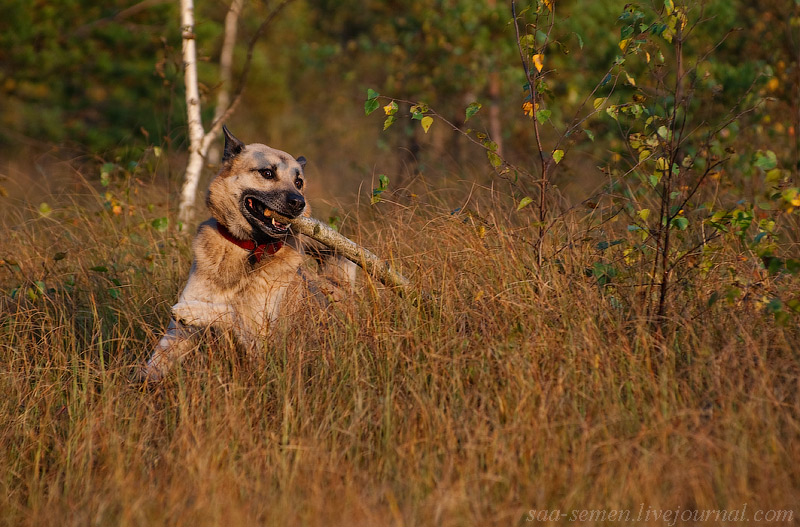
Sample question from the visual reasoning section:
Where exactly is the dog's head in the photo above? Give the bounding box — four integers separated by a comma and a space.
207, 126, 308, 242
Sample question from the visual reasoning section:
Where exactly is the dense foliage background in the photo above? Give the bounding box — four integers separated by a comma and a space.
2, 0, 796, 183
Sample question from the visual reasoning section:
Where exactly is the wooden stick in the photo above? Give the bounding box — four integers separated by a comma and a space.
273, 214, 414, 298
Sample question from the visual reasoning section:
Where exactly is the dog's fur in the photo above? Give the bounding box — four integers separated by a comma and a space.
143, 127, 355, 381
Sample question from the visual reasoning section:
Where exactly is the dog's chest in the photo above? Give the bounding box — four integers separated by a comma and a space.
172, 250, 303, 339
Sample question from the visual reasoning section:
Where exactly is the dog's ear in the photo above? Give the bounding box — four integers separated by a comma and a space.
222, 125, 245, 162
296, 156, 307, 168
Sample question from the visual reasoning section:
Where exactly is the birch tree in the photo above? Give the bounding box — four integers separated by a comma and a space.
177, 0, 209, 225
177, 0, 291, 224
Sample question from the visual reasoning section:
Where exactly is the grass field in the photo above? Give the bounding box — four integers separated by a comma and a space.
1, 167, 798, 526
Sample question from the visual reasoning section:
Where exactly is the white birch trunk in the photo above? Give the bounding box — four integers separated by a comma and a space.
178, 0, 245, 225
178, 0, 206, 225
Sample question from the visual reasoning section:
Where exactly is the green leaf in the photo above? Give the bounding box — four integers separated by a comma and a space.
584, 129, 595, 142
366, 88, 379, 100
621, 26, 634, 40
517, 197, 533, 211
383, 115, 396, 131
671, 216, 689, 230
151, 217, 169, 232
420, 116, 433, 133
754, 150, 778, 171
90, 265, 109, 273
575, 32, 584, 49
535, 109, 551, 124
552, 149, 564, 164
519, 34, 536, 52
465, 102, 482, 121
365, 98, 380, 116
38, 202, 52, 216
487, 151, 503, 167
53, 251, 67, 261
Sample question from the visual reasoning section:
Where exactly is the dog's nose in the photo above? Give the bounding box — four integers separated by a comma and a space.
286, 192, 305, 216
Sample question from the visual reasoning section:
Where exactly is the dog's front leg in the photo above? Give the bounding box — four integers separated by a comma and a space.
142, 318, 199, 382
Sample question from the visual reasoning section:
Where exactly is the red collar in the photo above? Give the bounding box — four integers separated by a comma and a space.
216, 222, 284, 263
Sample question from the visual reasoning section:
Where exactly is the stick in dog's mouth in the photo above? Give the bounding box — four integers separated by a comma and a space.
244, 195, 290, 234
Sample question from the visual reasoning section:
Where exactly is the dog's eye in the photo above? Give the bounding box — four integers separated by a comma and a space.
295, 178, 304, 190
257, 168, 275, 179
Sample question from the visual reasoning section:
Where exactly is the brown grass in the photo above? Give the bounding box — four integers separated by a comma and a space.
1, 172, 798, 527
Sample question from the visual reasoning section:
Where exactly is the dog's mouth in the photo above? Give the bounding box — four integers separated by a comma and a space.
241, 193, 292, 237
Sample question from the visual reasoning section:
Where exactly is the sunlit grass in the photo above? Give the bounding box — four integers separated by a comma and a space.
1, 173, 798, 526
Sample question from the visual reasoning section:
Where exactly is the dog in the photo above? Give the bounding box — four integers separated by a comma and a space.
142, 126, 355, 381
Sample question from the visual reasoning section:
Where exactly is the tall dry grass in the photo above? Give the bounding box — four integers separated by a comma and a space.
1, 171, 798, 527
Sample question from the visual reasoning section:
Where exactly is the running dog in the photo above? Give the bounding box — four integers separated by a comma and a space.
142, 126, 354, 381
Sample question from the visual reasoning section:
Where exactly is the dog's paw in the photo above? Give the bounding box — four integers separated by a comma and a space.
132, 362, 165, 385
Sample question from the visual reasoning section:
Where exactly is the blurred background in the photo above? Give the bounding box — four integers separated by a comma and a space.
0, 0, 797, 216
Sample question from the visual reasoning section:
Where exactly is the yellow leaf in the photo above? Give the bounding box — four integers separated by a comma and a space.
619, 39, 630, 51
766, 77, 780, 92
593, 97, 604, 110
532, 54, 544, 73
786, 188, 800, 207
645, 51, 651, 63
522, 101, 535, 117
542, 0, 553, 11
623, 247, 637, 265
421, 116, 433, 134
625, 72, 636, 86
383, 102, 397, 115
678, 11, 688, 30
473, 290, 485, 302
553, 149, 564, 164
638, 208, 650, 221
765, 168, 782, 184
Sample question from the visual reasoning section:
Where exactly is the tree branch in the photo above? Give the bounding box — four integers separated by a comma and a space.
272, 214, 415, 300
